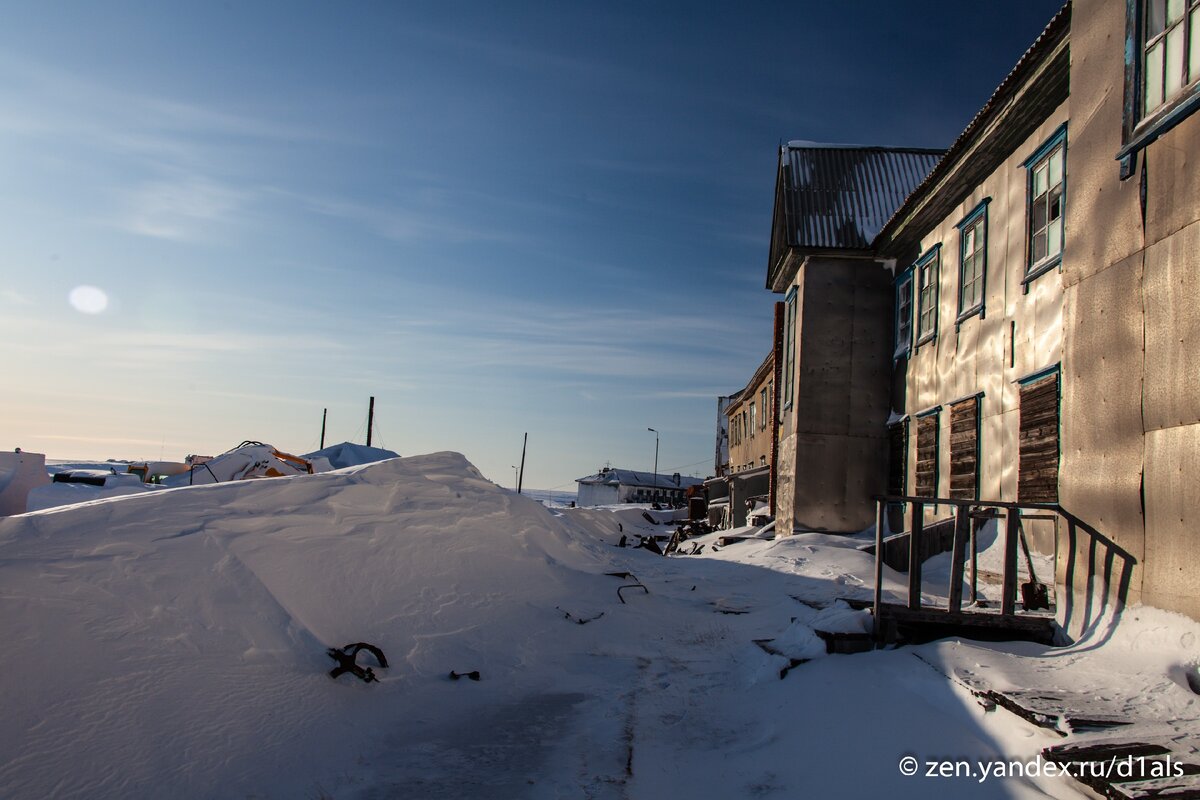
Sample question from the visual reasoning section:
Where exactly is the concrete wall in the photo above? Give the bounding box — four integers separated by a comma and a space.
776, 256, 893, 534
577, 483, 618, 507
1059, 0, 1200, 626
900, 102, 1070, 539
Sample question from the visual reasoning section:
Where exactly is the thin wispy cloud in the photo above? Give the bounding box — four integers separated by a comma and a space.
277, 189, 529, 246
0, 315, 346, 367
0, 53, 338, 149
369, 301, 758, 387
400, 23, 635, 84
115, 173, 247, 241
1, 289, 35, 306
307, 196, 494, 244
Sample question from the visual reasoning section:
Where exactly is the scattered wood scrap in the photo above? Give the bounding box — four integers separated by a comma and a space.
1042, 740, 1200, 798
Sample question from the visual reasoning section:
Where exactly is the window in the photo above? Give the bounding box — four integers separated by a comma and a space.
915, 246, 940, 346
894, 270, 913, 358
1023, 126, 1066, 279
956, 200, 989, 320
783, 287, 797, 407
1144, 0, 1200, 116
749, 402, 757, 437
760, 388, 768, 429
1017, 370, 1060, 503
1120, 0, 1200, 173
915, 410, 939, 498
949, 395, 981, 500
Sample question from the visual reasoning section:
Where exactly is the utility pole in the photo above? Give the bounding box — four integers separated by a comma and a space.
517, 433, 528, 494
647, 427, 659, 499
320, 408, 327, 450
367, 396, 375, 447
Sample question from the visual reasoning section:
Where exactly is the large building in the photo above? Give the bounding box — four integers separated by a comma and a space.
731, 0, 1200, 625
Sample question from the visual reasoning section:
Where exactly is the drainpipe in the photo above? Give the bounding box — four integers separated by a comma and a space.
770, 301, 784, 513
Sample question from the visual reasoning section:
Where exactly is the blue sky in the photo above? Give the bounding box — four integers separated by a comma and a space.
0, 1, 1062, 492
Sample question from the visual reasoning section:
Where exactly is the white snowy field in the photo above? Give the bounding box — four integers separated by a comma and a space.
2, 452, 1198, 799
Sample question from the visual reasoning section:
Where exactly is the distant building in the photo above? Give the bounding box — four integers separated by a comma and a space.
726, 351, 775, 476
575, 467, 704, 507
713, 395, 735, 477
716, 350, 776, 528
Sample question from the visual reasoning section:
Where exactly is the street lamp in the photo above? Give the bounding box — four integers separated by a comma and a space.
511, 465, 519, 489
647, 427, 659, 500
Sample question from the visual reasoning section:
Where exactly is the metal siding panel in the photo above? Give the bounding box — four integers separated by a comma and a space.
1143, 425, 1200, 615
1143, 220, 1200, 433
1059, 254, 1146, 561
1062, 0, 1144, 289
1145, 112, 1200, 248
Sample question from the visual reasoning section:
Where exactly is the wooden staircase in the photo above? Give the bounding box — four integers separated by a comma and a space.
870, 496, 1130, 647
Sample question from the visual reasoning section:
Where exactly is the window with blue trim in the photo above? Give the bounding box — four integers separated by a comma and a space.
1144, 0, 1200, 116
915, 246, 940, 345
1120, 0, 1200, 174
1024, 128, 1066, 278
894, 270, 913, 358
957, 201, 988, 320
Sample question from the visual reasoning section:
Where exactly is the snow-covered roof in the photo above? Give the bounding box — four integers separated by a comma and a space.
575, 467, 704, 490
302, 441, 399, 470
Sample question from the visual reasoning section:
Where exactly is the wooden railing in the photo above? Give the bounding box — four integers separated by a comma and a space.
870, 496, 1106, 637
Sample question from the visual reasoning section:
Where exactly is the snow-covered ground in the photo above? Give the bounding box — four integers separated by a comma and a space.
1, 452, 1197, 798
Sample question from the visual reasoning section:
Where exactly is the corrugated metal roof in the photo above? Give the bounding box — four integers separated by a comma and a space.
779, 144, 944, 250
575, 468, 704, 490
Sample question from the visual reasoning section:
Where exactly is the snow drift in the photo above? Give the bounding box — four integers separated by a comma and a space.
0, 452, 620, 798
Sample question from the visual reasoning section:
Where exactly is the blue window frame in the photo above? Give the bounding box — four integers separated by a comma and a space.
894, 267, 913, 359
1023, 125, 1067, 283
914, 245, 941, 347
1120, 0, 1200, 175
956, 199, 990, 322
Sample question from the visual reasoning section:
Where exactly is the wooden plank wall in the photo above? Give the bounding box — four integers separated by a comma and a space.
915, 414, 938, 497
1018, 373, 1060, 502
949, 397, 979, 500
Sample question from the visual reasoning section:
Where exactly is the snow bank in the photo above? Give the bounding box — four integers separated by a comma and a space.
0, 452, 618, 799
